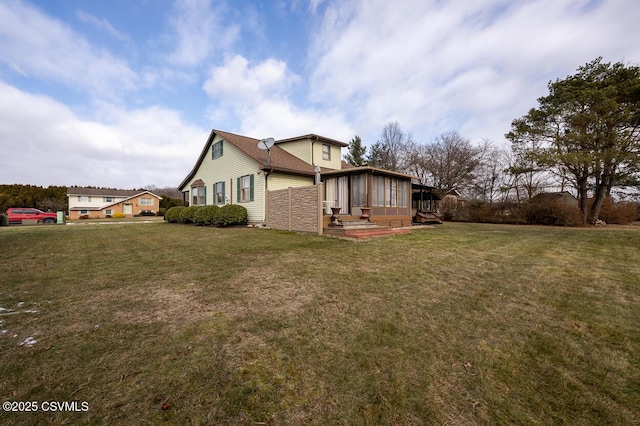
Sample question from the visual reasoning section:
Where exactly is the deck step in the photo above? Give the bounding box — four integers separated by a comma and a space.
324, 226, 411, 239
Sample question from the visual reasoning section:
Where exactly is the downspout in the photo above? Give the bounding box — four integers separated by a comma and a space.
311, 135, 319, 166
263, 169, 270, 225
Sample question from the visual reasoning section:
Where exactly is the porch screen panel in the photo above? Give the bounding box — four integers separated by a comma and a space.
325, 178, 337, 208
351, 174, 365, 207
373, 176, 385, 207
390, 179, 397, 207
398, 181, 408, 207
384, 178, 391, 207
337, 176, 349, 214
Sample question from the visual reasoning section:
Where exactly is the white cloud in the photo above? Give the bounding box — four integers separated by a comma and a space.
308, 0, 640, 145
201, 54, 351, 141
0, 82, 207, 188
166, 0, 239, 67
203, 55, 298, 104
0, 0, 137, 97
239, 99, 352, 141
76, 10, 129, 41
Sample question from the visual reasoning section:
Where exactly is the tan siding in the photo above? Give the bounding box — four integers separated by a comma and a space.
313, 142, 342, 170
268, 173, 314, 191
278, 138, 342, 169
277, 139, 311, 163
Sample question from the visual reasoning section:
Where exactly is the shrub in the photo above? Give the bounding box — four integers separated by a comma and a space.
79, 215, 89, 220
217, 204, 248, 226
157, 208, 166, 217
598, 200, 638, 224
179, 206, 199, 224
193, 205, 220, 226
112, 212, 126, 219
0, 213, 7, 226
525, 200, 583, 226
165, 206, 186, 223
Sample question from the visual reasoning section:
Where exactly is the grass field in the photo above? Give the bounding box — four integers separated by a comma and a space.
0, 221, 639, 425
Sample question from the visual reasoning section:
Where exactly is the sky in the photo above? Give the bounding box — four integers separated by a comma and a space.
1, 0, 639, 189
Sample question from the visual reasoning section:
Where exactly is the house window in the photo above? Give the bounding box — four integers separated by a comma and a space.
103, 197, 114, 202
215, 181, 225, 205
80, 210, 88, 215
139, 198, 153, 206
192, 186, 206, 206
212, 141, 223, 159
237, 175, 254, 203
322, 144, 331, 161
105, 209, 112, 215
78, 196, 90, 202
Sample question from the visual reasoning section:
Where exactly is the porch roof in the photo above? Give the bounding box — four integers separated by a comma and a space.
320, 166, 416, 180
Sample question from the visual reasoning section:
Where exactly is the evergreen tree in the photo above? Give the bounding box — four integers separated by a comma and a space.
344, 135, 367, 167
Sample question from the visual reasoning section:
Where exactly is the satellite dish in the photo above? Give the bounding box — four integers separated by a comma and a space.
258, 137, 275, 166
258, 137, 275, 150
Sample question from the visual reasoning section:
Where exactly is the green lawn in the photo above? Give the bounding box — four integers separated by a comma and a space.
1, 222, 639, 425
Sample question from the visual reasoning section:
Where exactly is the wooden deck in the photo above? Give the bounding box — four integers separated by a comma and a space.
323, 219, 412, 239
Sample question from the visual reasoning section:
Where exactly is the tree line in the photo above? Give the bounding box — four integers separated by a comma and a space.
344, 58, 640, 224
0, 185, 185, 214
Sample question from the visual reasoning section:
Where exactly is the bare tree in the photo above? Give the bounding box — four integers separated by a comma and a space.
469, 141, 511, 204
419, 131, 484, 194
504, 139, 551, 202
367, 122, 413, 172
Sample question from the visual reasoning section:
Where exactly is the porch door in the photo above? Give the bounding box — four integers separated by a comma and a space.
325, 177, 350, 215
123, 204, 133, 215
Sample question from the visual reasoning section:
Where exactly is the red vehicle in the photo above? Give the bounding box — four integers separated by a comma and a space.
6, 208, 57, 224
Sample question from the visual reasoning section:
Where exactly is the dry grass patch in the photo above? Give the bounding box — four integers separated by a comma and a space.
0, 222, 639, 424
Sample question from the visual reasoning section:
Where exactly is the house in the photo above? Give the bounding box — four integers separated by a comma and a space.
435, 189, 466, 211
178, 129, 416, 233
531, 191, 579, 208
66, 187, 162, 219
178, 129, 347, 223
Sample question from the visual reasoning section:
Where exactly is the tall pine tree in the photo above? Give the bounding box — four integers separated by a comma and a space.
344, 135, 367, 167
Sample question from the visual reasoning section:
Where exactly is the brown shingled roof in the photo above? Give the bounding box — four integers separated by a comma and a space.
66, 187, 142, 197
215, 130, 318, 175
179, 129, 342, 190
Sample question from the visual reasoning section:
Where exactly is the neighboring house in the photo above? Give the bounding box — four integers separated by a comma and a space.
178, 129, 416, 229
531, 191, 579, 208
434, 189, 466, 211
66, 187, 162, 219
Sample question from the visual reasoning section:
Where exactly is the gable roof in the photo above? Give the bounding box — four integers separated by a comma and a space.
67, 187, 160, 198
179, 129, 344, 190
275, 134, 349, 147
531, 191, 577, 201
